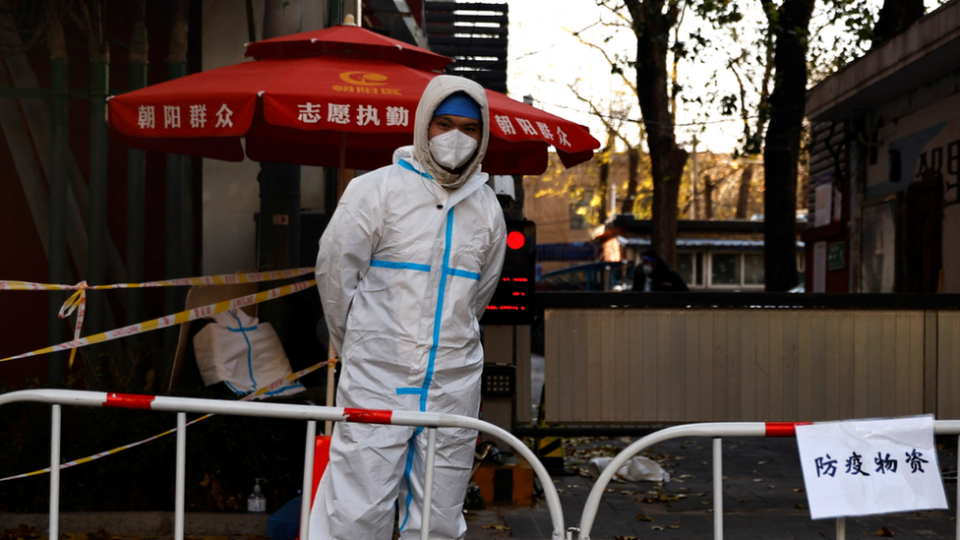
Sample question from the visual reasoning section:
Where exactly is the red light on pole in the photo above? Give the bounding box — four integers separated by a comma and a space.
506, 231, 525, 250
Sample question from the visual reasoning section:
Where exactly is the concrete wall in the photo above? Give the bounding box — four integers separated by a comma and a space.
200, 0, 328, 275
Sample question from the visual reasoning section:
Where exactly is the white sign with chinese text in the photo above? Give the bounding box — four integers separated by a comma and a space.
796, 416, 947, 519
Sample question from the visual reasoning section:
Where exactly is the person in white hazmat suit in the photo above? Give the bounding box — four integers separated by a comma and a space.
311, 75, 507, 540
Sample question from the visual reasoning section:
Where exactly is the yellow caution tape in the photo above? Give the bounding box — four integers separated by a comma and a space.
0, 268, 314, 292
0, 279, 317, 364
0, 268, 315, 368
0, 360, 331, 482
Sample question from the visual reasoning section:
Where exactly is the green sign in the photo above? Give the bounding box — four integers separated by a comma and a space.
828, 241, 845, 271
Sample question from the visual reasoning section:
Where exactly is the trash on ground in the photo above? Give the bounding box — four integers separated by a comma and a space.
587, 456, 670, 482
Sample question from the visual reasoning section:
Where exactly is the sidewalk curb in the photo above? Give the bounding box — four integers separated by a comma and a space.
0, 513, 269, 536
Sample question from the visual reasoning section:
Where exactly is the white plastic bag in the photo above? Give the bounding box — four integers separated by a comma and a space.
193, 310, 304, 397
587, 456, 670, 482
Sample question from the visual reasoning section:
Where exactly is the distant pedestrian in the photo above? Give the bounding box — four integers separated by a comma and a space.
631, 249, 689, 292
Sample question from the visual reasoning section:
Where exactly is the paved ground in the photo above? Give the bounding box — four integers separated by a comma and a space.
467, 435, 959, 540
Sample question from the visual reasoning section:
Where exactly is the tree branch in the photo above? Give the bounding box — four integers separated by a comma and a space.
568, 29, 639, 95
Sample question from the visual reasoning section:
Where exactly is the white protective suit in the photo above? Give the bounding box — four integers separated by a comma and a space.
311, 76, 507, 540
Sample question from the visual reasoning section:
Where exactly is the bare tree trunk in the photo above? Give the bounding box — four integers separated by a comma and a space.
621, 147, 640, 214
762, 0, 815, 291
704, 175, 714, 219
597, 129, 614, 224
626, 0, 688, 268
736, 163, 754, 218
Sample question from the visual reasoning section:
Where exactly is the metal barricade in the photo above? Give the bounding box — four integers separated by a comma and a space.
0, 390, 568, 540
575, 421, 960, 540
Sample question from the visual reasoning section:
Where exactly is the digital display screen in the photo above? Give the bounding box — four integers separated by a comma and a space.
481, 220, 535, 325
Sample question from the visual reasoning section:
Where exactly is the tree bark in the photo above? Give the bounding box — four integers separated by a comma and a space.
704, 175, 714, 219
597, 129, 614, 224
736, 163, 754, 218
625, 0, 688, 268
762, 0, 815, 291
621, 147, 641, 214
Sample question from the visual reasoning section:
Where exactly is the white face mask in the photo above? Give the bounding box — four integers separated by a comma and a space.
429, 129, 478, 170
642, 263, 654, 275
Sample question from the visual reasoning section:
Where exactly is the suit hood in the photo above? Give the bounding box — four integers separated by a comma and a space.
413, 75, 490, 189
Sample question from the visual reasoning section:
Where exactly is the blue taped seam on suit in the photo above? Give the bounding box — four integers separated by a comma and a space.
401, 208, 454, 532
227, 311, 258, 389
447, 268, 481, 280
371, 259, 431, 272
396, 387, 423, 395
420, 209, 454, 415
399, 437, 417, 532
398, 159, 433, 179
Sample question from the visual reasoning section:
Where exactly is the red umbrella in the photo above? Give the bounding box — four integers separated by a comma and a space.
108, 25, 600, 174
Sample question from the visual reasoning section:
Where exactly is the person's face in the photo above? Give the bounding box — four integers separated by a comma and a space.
428, 114, 481, 142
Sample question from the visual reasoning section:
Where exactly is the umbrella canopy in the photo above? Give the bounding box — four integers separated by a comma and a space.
108, 26, 600, 174
244, 24, 452, 72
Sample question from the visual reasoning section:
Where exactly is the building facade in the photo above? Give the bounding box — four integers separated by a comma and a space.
805, 0, 960, 293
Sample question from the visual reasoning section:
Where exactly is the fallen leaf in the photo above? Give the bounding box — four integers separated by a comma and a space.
605, 488, 617, 493
557, 489, 566, 493
481, 524, 510, 531
651, 526, 664, 531
613, 536, 638, 540
667, 525, 680, 530
758, 460, 768, 465
767, 485, 776, 489
753, 478, 763, 482
635, 514, 653, 522
700, 501, 711, 505
792, 488, 805, 493
795, 504, 807, 509
874, 526, 894, 537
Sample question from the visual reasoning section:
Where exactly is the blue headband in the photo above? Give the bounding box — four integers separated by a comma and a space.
433, 92, 482, 120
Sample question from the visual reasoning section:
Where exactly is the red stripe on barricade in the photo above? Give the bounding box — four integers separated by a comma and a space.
764, 422, 811, 437
344, 408, 393, 424
103, 393, 156, 410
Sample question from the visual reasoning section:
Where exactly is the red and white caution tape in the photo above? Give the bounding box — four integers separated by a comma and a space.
0, 279, 316, 364
0, 268, 315, 368
0, 360, 331, 482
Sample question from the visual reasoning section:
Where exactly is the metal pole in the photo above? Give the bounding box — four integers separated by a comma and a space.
163, 0, 191, 382
175, 412, 186, 540
47, 39, 70, 385
325, 344, 336, 436
126, 0, 148, 349
300, 420, 317, 540
49, 404, 61, 540
836, 517, 846, 540
713, 437, 722, 540
86, 43, 110, 388
421, 428, 438, 540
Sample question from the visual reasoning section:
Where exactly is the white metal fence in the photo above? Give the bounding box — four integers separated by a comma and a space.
574, 421, 960, 540
0, 389, 567, 540
8, 390, 958, 540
